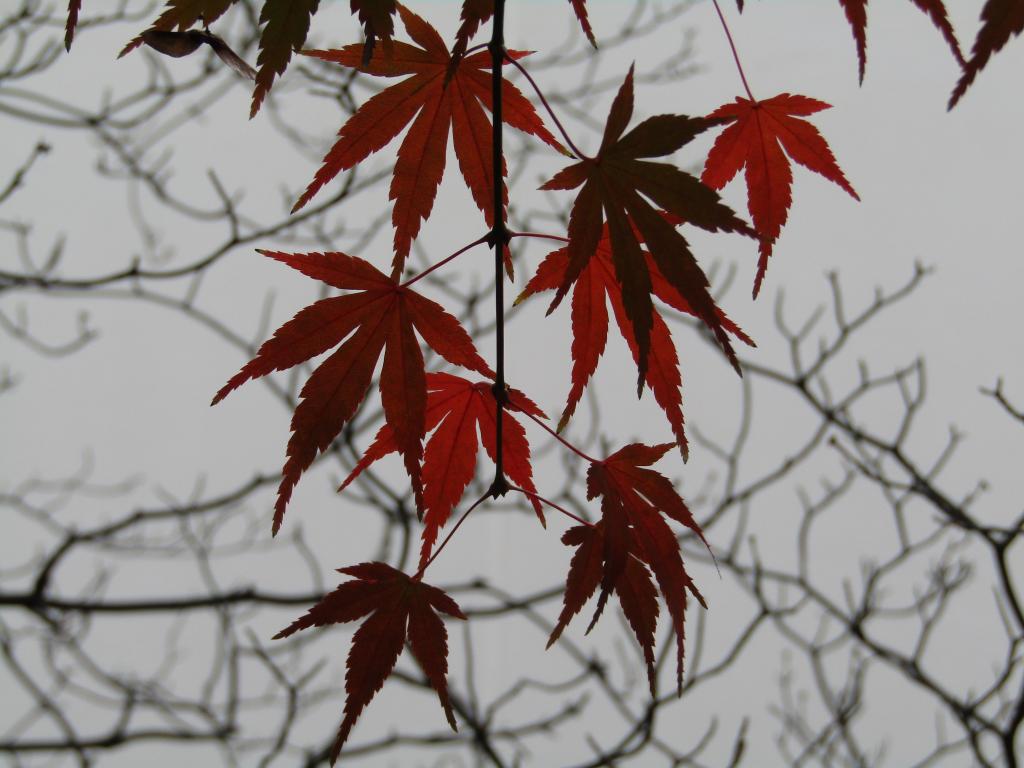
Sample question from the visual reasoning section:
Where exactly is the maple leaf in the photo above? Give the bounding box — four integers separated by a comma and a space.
949, 0, 1024, 108
702, 93, 859, 298
139, 29, 256, 80
517, 227, 753, 458
548, 443, 708, 694
65, 0, 82, 51
539, 66, 755, 391
117, 0, 316, 116
212, 250, 492, 534
118, 1, 238, 58
249, 0, 319, 117
449, 0, 595, 70
733, 0, 963, 82
292, 3, 563, 272
274, 562, 465, 763
350, 0, 397, 64
835, 0, 963, 82
340, 372, 546, 568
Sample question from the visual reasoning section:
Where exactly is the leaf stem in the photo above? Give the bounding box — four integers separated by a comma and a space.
401, 234, 489, 289
511, 486, 592, 527
504, 56, 584, 158
416, 493, 488, 579
711, 0, 756, 102
510, 231, 569, 244
488, 0, 511, 499
520, 408, 598, 465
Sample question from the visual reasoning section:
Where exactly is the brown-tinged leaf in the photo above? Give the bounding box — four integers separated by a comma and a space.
274, 562, 465, 763
212, 250, 491, 534
518, 226, 753, 457
293, 3, 563, 273
950, 0, 1024, 108
540, 66, 754, 391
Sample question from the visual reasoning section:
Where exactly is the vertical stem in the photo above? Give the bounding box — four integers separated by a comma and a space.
711, 0, 756, 102
488, 0, 510, 497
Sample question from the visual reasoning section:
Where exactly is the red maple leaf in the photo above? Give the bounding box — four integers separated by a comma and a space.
733, 1, 963, 82
292, 3, 563, 272
517, 227, 754, 458
702, 93, 859, 297
350, 0, 397, 64
449, 0, 594, 69
539, 66, 755, 392
65, 0, 82, 50
548, 443, 708, 694
212, 250, 492, 534
950, 0, 1024, 108
117, 0, 317, 117
274, 562, 465, 764
835, 0, 963, 82
340, 372, 546, 568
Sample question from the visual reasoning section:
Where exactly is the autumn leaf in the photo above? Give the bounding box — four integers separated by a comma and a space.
733, 0, 963, 81
350, 0, 397, 64
139, 29, 256, 79
117, 0, 315, 116
118, 1, 239, 59
949, 0, 1024, 108
212, 250, 492, 535
340, 372, 546, 568
517, 226, 753, 458
449, 0, 595, 70
702, 93, 859, 298
249, 0, 318, 117
274, 562, 465, 764
836, 0, 963, 82
65, 0, 82, 51
292, 3, 563, 272
548, 443, 708, 694
539, 66, 755, 392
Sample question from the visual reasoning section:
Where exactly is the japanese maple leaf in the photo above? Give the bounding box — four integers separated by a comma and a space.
340, 372, 546, 568
292, 3, 563, 272
65, 0, 82, 50
350, 0, 397, 64
834, 0, 963, 82
949, 0, 1024, 108
212, 250, 492, 534
274, 562, 465, 764
539, 66, 755, 392
449, 0, 594, 69
548, 443, 708, 694
517, 227, 753, 458
733, 0, 962, 82
117, 0, 317, 117
702, 93, 859, 297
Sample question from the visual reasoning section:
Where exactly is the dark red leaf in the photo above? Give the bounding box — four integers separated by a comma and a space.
250, 0, 319, 117
212, 250, 491, 535
950, 0, 1024, 108
274, 562, 465, 763
293, 3, 563, 273
65, 0, 82, 51
517, 226, 753, 458
540, 67, 755, 390
350, 0, 397, 64
549, 442, 707, 694
450, 0, 594, 70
